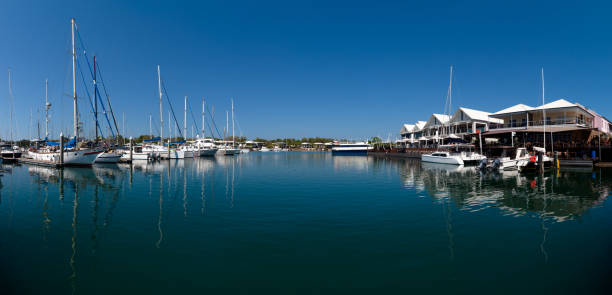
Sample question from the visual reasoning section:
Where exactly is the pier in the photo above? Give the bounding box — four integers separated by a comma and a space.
17, 158, 63, 168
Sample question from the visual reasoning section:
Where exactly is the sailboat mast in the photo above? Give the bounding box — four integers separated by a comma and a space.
72, 18, 78, 139
93, 56, 98, 140
149, 114, 152, 139
226, 111, 228, 144
541, 68, 545, 150
231, 98, 235, 147
184, 96, 187, 140
158, 65, 163, 144
447, 65, 453, 135
45, 78, 50, 138
8, 69, 13, 142
202, 98, 205, 138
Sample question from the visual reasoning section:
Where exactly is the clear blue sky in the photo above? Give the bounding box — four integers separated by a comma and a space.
1, 0, 611, 140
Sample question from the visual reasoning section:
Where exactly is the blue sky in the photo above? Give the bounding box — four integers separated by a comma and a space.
1, 0, 611, 140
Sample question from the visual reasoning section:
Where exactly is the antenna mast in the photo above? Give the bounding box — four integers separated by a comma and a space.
72, 18, 78, 139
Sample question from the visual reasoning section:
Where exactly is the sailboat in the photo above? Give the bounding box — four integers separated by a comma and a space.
194, 98, 218, 156
1, 69, 23, 162
421, 66, 464, 165
217, 99, 240, 155
92, 56, 122, 164
517, 68, 553, 172
28, 18, 102, 166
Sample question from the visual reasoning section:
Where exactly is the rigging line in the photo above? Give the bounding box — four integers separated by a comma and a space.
76, 59, 106, 138
75, 29, 120, 137
76, 52, 115, 138
186, 101, 201, 136
95, 63, 121, 138
160, 79, 183, 138
205, 105, 222, 139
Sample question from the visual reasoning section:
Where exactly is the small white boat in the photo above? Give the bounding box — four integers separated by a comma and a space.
260, 147, 271, 152
517, 147, 553, 172
421, 151, 464, 165
0, 143, 22, 162
120, 146, 151, 161
217, 146, 240, 155
240, 149, 250, 153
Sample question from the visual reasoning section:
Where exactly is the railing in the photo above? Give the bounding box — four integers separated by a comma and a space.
489, 119, 591, 130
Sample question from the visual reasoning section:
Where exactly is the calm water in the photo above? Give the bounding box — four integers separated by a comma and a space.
1, 152, 611, 294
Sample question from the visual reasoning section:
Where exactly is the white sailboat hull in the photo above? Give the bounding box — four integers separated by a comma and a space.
199, 149, 218, 156
421, 154, 464, 165
160, 149, 185, 159
29, 149, 102, 166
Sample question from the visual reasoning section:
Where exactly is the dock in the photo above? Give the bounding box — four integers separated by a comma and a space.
17, 158, 63, 168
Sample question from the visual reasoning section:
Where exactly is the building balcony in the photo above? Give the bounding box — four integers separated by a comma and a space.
489, 119, 591, 130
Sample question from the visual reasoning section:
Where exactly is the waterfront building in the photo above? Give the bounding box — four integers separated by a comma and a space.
397, 99, 611, 159
449, 107, 503, 139
488, 99, 594, 132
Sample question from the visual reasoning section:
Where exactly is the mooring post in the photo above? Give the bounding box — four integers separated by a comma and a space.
538, 150, 543, 173
554, 152, 559, 169
59, 132, 64, 166
129, 137, 133, 163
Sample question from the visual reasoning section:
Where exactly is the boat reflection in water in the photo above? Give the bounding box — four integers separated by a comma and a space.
396, 158, 610, 222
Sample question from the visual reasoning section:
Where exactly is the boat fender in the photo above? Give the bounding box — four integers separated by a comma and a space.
530, 156, 537, 162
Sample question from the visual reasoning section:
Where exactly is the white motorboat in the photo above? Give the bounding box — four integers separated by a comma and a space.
439, 144, 485, 164
120, 145, 151, 161
194, 138, 218, 157
331, 141, 372, 156
0, 143, 22, 162
516, 147, 553, 172
240, 149, 250, 153
217, 146, 240, 155
260, 147, 271, 152
142, 144, 167, 159
421, 151, 464, 165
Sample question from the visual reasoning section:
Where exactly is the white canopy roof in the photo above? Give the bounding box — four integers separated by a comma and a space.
451, 107, 503, 124
535, 99, 577, 110
400, 124, 415, 134
494, 103, 535, 115
424, 114, 450, 128
414, 121, 427, 131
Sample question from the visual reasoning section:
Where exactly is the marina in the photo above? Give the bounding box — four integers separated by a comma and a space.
1, 2, 612, 294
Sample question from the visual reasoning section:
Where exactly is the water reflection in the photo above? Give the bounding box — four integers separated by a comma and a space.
393, 158, 611, 222
1, 155, 610, 294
